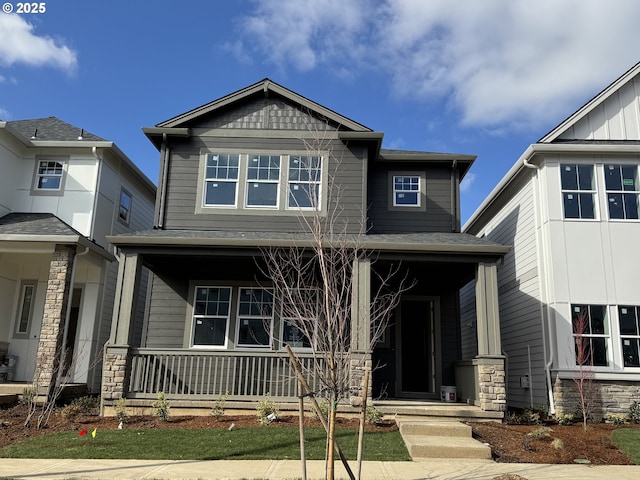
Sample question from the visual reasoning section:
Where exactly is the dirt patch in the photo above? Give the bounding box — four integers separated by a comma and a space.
470, 421, 638, 465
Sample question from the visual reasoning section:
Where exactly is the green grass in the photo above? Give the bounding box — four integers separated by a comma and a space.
612, 428, 640, 464
0, 426, 410, 461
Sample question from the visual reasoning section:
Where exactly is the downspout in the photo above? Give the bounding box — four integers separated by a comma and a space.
451, 159, 458, 232
522, 155, 556, 414
90, 147, 103, 243
156, 133, 170, 228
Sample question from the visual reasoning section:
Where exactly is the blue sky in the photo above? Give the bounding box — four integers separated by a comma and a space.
1, 0, 639, 223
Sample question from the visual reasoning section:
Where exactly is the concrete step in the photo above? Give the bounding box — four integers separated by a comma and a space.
402, 433, 492, 460
397, 418, 472, 437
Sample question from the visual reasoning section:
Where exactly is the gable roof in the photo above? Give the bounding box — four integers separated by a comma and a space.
539, 61, 640, 143
6, 117, 106, 142
155, 78, 372, 132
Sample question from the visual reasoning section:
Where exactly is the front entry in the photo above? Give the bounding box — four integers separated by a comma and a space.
397, 298, 438, 398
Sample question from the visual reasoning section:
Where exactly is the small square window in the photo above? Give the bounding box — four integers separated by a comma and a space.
35, 160, 64, 190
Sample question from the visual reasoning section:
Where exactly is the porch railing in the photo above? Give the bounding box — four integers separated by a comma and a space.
128, 348, 326, 402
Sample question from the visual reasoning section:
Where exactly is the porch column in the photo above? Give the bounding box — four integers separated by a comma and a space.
109, 251, 142, 346
34, 244, 76, 399
349, 257, 371, 405
475, 262, 501, 356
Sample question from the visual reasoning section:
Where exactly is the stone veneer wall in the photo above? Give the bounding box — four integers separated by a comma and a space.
553, 377, 640, 419
34, 244, 76, 397
349, 356, 372, 406
478, 357, 507, 412
101, 345, 129, 401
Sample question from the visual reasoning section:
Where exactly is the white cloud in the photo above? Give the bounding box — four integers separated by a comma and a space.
236, 0, 640, 129
0, 107, 10, 120
0, 14, 77, 72
460, 172, 476, 193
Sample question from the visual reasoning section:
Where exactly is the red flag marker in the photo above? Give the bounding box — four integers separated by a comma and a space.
79, 429, 88, 436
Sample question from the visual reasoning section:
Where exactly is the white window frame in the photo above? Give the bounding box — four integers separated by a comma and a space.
203, 153, 240, 207
118, 188, 133, 224
34, 160, 65, 191
604, 164, 640, 220
191, 286, 232, 349
392, 175, 421, 207
618, 305, 640, 368
245, 154, 281, 209
560, 164, 597, 220
571, 304, 610, 368
287, 155, 323, 210
236, 287, 274, 348
14, 281, 36, 339
280, 288, 319, 350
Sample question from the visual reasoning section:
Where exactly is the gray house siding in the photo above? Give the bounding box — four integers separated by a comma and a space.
367, 163, 455, 233
440, 291, 461, 386
145, 274, 188, 348
161, 136, 366, 233
459, 281, 478, 359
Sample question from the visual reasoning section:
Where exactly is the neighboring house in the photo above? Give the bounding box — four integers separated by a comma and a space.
462, 62, 640, 417
0, 117, 155, 396
102, 79, 509, 415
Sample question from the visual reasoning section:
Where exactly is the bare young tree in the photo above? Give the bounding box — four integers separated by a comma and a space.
259, 123, 410, 479
572, 308, 596, 431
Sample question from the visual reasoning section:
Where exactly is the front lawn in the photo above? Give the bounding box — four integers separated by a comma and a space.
612, 428, 640, 464
0, 426, 410, 461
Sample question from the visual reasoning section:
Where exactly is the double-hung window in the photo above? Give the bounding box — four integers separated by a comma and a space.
35, 160, 64, 190
204, 154, 239, 206
246, 155, 280, 208
288, 155, 322, 209
393, 176, 421, 207
604, 164, 639, 220
618, 306, 640, 367
237, 288, 273, 347
560, 164, 595, 219
192, 286, 231, 347
571, 304, 609, 367
281, 288, 318, 349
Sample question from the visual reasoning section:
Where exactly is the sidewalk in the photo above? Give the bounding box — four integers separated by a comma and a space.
1, 458, 639, 480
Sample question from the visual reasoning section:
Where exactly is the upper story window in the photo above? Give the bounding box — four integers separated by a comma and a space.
246, 155, 281, 208
118, 188, 132, 224
35, 160, 64, 191
192, 286, 232, 348
572, 304, 609, 367
618, 306, 640, 367
560, 164, 595, 219
393, 176, 421, 207
604, 164, 639, 220
204, 154, 240, 207
288, 155, 322, 209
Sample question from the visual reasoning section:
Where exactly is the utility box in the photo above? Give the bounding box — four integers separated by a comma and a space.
520, 375, 530, 389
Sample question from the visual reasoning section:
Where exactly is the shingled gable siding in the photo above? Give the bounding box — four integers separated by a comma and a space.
367, 163, 454, 233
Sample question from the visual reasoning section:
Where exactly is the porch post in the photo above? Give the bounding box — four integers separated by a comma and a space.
350, 257, 371, 405
102, 251, 141, 404
34, 244, 76, 400
475, 262, 501, 355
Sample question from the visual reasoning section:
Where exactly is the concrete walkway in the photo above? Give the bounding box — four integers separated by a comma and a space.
1, 458, 639, 479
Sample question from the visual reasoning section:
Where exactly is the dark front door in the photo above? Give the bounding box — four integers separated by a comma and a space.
398, 298, 435, 397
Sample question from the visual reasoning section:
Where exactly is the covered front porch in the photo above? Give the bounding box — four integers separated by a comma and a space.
102, 231, 508, 418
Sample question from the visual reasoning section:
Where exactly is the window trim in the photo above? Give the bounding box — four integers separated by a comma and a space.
280, 288, 320, 351
560, 163, 597, 220
31, 157, 67, 196
286, 155, 323, 211
387, 171, 427, 212
244, 154, 282, 209
196, 150, 328, 216
571, 304, 611, 368
618, 305, 640, 368
118, 188, 133, 225
14, 281, 36, 339
190, 285, 232, 349
604, 164, 640, 221
235, 287, 274, 349
201, 153, 241, 208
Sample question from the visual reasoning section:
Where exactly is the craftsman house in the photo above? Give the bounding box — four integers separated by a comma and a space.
0, 117, 155, 395
461, 62, 640, 417
102, 80, 509, 415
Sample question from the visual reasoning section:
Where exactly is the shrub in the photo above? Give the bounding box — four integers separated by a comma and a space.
527, 426, 552, 439
556, 413, 574, 426
256, 394, 279, 425
506, 409, 541, 425
365, 405, 384, 425
606, 413, 627, 426
210, 391, 228, 418
551, 438, 564, 450
313, 401, 330, 422
61, 395, 99, 421
60, 403, 83, 421
629, 401, 640, 424
114, 397, 128, 423
152, 392, 170, 421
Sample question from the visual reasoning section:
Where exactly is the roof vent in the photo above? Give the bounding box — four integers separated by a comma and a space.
77, 128, 84, 140
31, 128, 37, 139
